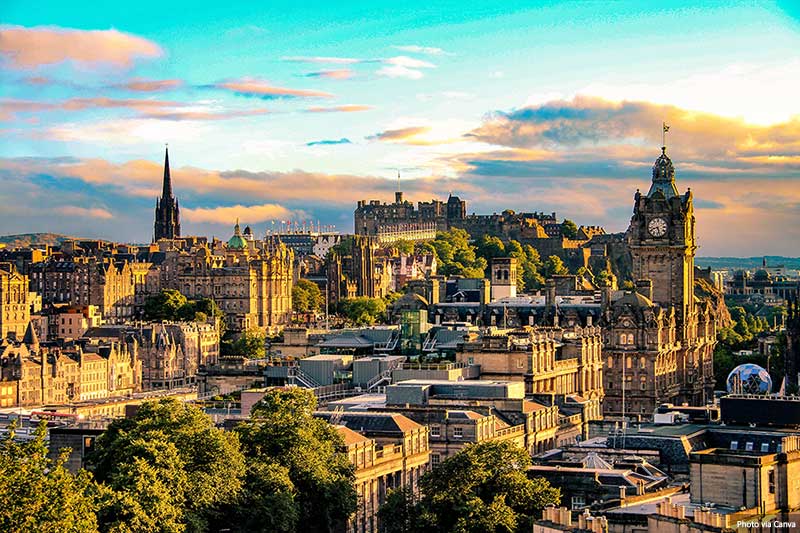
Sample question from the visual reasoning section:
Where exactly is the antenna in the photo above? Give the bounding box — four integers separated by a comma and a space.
397, 170, 401, 192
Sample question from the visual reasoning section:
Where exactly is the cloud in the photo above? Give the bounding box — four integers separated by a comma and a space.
210, 77, 333, 99
306, 138, 352, 146
367, 126, 432, 142
282, 56, 366, 64
55, 206, 114, 219
284, 55, 435, 80
111, 78, 183, 92
304, 105, 372, 113
304, 69, 354, 80
1, 97, 270, 123
392, 45, 450, 56
182, 203, 303, 224
0, 25, 162, 69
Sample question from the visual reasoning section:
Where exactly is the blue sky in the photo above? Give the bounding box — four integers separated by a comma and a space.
1, 1, 799, 254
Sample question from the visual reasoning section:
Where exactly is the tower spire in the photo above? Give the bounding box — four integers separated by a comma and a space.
162, 144, 172, 199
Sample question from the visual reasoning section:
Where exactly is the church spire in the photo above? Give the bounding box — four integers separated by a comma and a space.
162, 145, 173, 199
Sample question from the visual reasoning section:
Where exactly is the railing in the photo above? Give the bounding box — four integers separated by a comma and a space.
495, 424, 525, 438
366, 368, 393, 391
288, 365, 322, 388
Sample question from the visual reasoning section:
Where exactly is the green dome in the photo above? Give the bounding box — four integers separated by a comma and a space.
227, 219, 247, 249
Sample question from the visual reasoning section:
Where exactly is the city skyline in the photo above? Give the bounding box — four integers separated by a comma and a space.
2, 1, 800, 255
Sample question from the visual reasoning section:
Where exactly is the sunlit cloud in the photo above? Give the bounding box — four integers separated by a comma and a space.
182, 203, 305, 224
305, 104, 372, 113
110, 78, 183, 92
367, 126, 431, 142
209, 77, 334, 99
0, 25, 162, 69
55, 206, 114, 219
303, 69, 355, 80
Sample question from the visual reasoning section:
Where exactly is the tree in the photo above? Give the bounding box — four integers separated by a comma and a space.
394, 239, 414, 255
0, 421, 100, 533
475, 235, 505, 263
236, 388, 356, 533
144, 289, 188, 321
379, 441, 560, 533
88, 399, 245, 533
339, 297, 387, 325
293, 279, 324, 313
226, 328, 267, 358
560, 219, 578, 239
542, 255, 568, 278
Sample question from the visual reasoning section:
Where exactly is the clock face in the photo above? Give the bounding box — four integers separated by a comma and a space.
648, 217, 668, 237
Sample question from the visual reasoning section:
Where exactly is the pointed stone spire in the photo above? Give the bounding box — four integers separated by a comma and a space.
162, 145, 173, 199
22, 322, 39, 350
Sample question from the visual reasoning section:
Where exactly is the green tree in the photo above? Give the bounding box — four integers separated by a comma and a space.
0, 421, 99, 533
236, 388, 356, 533
144, 289, 188, 321
542, 255, 568, 278
595, 269, 612, 287
88, 399, 245, 533
340, 296, 387, 325
394, 239, 414, 255
560, 219, 578, 239
227, 328, 267, 358
379, 441, 560, 533
475, 235, 505, 262
293, 279, 324, 313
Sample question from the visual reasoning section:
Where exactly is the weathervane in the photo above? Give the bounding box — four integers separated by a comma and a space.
662, 122, 670, 150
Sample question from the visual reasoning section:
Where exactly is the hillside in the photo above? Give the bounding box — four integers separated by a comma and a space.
0, 233, 81, 249
696, 256, 800, 271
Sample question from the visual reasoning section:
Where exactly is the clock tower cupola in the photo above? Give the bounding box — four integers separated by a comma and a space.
626, 145, 697, 337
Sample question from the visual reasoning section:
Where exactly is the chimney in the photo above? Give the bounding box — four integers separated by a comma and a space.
395, 191, 403, 204
635, 279, 653, 301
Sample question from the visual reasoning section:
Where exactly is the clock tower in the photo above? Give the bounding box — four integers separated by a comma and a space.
626, 146, 697, 337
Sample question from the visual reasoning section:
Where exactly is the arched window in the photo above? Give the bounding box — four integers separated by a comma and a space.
626, 357, 632, 369
619, 334, 627, 345
627, 333, 635, 345
607, 356, 614, 369
639, 357, 646, 369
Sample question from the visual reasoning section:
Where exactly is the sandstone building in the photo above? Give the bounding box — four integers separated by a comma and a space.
0, 262, 31, 339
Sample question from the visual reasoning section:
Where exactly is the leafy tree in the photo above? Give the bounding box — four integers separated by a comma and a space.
542, 255, 568, 278
505, 240, 524, 259
394, 239, 414, 255
0, 421, 99, 533
226, 328, 267, 358
88, 399, 245, 533
595, 269, 612, 287
379, 441, 559, 533
340, 296, 387, 325
560, 219, 578, 239
293, 279, 324, 313
144, 289, 188, 321
475, 235, 505, 263
236, 388, 356, 533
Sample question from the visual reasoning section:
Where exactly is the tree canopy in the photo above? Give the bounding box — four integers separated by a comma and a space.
88, 398, 245, 533
222, 328, 267, 358
339, 296, 387, 325
292, 279, 324, 313
560, 219, 578, 239
0, 421, 99, 533
379, 441, 560, 533
235, 388, 356, 533
143, 289, 224, 327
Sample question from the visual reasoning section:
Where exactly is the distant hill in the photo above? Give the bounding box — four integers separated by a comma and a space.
697, 256, 800, 271
0, 233, 81, 249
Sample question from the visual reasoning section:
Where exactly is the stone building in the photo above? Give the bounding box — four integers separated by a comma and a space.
0, 262, 31, 339
153, 147, 180, 241
604, 147, 717, 416
785, 298, 800, 391
143, 222, 294, 332
327, 235, 393, 307
29, 257, 135, 322
456, 326, 604, 438
316, 412, 430, 533
0, 325, 140, 407
354, 191, 465, 240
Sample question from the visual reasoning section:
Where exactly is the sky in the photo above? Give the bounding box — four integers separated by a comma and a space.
1, 0, 799, 255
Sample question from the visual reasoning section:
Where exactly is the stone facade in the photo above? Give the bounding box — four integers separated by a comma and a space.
604, 148, 717, 416
0, 262, 30, 339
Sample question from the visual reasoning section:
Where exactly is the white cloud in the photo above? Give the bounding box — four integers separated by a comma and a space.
377, 65, 425, 80
392, 45, 451, 56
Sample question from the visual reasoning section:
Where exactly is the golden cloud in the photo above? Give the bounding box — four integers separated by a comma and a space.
0, 25, 162, 68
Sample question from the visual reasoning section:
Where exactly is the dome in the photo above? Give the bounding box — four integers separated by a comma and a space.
726, 363, 772, 394
227, 219, 247, 249
647, 147, 679, 198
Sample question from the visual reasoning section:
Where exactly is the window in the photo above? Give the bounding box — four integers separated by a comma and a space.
431, 454, 440, 466
453, 427, 463, 438
430, 425, 441, 437
761, 443, 770, 453
745, 442, 754, 452
627, 334, 635, 345
627, 357, 632, 369
619, 334, 627, 345
607, 356, 613, 369
768, 469, 775, 494
571, 496, 586, 510
640, 357, 646, 369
